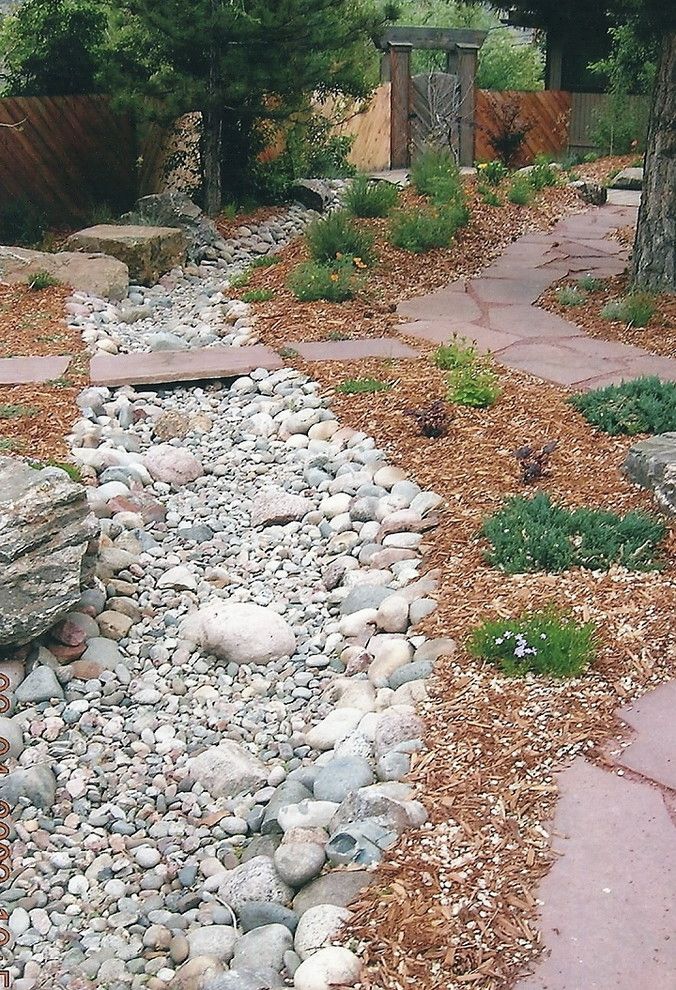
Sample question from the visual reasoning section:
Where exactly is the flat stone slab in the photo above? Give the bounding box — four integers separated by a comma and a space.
0, 355, 71, 384
513, 758, 676, 990
615, 682, 676, 789
90, 346, 283, 387
624, 433, 676, 517
67, 224, 187, 286
609, 166, 643, 191
606, 188, 642, 207
0, 246, 128, 301
288, 338, 419, 361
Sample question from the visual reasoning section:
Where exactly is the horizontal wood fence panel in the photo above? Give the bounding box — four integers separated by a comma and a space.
0, 95, 138, 223
475, 89, 571, 166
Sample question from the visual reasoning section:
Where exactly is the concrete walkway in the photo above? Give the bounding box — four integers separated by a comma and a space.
514, 682, 676, 990
396, 201, 676, 389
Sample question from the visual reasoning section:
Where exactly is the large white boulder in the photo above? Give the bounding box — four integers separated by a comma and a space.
180, 600, 296, 665
293, 946, 362, 989
294, 904, 352, 961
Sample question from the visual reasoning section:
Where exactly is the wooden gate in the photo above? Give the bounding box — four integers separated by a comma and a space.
410, 72, 459, 161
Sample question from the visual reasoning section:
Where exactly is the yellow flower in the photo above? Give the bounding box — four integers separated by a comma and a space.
330, 273, 339, 282
353, 256, 366, 269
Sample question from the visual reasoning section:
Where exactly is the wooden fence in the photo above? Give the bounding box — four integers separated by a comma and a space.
0, 94, 138, 222
568, 92, 649, 153
474, 90, 571, 166
323, 84, 391, 172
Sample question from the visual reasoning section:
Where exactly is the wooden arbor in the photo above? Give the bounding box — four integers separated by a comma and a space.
378, 27, 487, 169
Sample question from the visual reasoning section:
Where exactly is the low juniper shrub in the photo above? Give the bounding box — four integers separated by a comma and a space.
569, 376, 676, 435
481, 492, 665, 573
241, 288, 275, 303
467, 608, 596, 678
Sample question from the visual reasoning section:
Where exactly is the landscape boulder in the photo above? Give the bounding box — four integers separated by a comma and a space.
289, 179, 332, 213
624, 433, 676, 516
121, 192, 228, 263
67, 224, 187, 285
0, 246, 128, 300
569, 179, 608, 206
0, 457, 98, 647
187, 740, 268, 798
610, 166, 643, 190
180, 601, 296, 665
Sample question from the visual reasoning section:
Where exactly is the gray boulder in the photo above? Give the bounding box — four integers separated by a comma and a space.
610, 166, 643, 190
624, 433, 676, 516
290, 179, 332, 213
121, 192, 229, 263
0, 764, 56, 809
0, 457, 98, 646
568, 179, 608, 206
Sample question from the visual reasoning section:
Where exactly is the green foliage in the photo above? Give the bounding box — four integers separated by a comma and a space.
0, 199, 47, 247
433, 337, 478, 370
467, 608, 597, 678
528, 159, 558, 189
336, 377, 392, 394
589, 22, 658, 96
577, 275, 606, 291
27, 271, 60, 291
305, 211, 376, 266
481, 492, 665, 573
287, 261, 363, 302
569, 376, 676, 435
479, 186, 502, 207
0, 0, 107, 96
410, 149, 462, 200
590, 91, 650, 155
448, 364, 500, 408
241, 288, 275, 303
0, 403, 39, 419
28, 457, 82, 481
477, 160, 509, 186
600, 292, 655, 327
389, 203, 466, 253
228, 271, 252, 290
555, 286, 586, 307
507, 177, 533, 206
344, 175, 399, 217
251, 254, 281, 268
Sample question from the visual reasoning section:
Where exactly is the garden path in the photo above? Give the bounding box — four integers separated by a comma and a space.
513, 681, 676, 990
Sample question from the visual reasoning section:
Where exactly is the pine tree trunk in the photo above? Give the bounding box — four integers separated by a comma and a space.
202, 106, 222, 216
631, 32, 676, 291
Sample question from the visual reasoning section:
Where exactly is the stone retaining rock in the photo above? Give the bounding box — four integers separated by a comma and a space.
67, 224, 187, 285
0, 457, 98, 647
624, 432, 676, 516
610, 166, 643, 190
0, 245, 129, 300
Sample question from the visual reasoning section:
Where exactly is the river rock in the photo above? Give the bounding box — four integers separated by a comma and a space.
232, 924, 293, 972
187, 740, 267, 798
273, 843, 326, 888
187, 926, 237, 962
144, 444, 204, 484
293, 905, 351, 961
251, 487, 313, 528
293, 946, 361, 990
0, 764, 56, 809
15, 666, 64, 704
313, 757, 374, 803
180, 601, 296, 665
0, 456, 98, 646
217, 856, 293, 912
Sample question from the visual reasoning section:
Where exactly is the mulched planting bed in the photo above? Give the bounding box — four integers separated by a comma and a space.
540, 272, 676, 359
570, 153, 638, 185
0, 283, 87, 460
294, 353, 675, 990
242, 182, 582, 350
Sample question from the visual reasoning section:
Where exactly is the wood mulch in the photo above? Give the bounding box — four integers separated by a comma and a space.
540, 272, 676, 359
0, 283, 86, 461
291, 354, 675, 990
570, 153, 638, 185
242, 182, 582, 350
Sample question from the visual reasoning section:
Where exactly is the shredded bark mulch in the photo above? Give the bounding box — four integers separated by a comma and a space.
540, 272, 676, 360
244, 183, 583, 350
571, 153, 638, 185
0, 283, 86, 461
292, 354, 675, 990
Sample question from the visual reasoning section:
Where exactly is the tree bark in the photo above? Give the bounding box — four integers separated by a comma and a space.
202, 106, 222, 216
631, 32, 676, 291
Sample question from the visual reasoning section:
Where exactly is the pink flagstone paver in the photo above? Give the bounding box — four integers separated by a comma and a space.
395, 203, 676, 389
286, 338, 420, 361
614, 682, 676, 791
89, 345, 283, 387
0, 355, 71, 384
513, 756, 676, 990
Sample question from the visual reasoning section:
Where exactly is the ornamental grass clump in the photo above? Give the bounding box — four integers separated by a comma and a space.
601, 291, 655, 327
305, 210, 376, 267
555, 286, 586, 307
467, 608, 596, 678
287, 261, 363, 302
569, 376, 676, 435
507, 176, 533, 206
528, 158, 559, 190
481, 492, 665, 573
344, 175, 399, 217
410, 148, 462, 200
389, 204, 464, 253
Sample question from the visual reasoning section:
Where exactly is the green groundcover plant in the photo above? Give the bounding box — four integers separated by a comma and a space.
467, 608, 597, 677
481, 492, 665, 573
344, 175, 399, 217
305, 210, 376, 267
569, 376, 676, 435
336, 377, 391, 394
287, 261, 363, 302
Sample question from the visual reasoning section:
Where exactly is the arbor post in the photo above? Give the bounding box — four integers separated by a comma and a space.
456, 43, 479, 167
389, 42, 412, 169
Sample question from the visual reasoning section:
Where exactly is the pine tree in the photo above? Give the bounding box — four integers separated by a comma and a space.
107, 0, 383, 214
